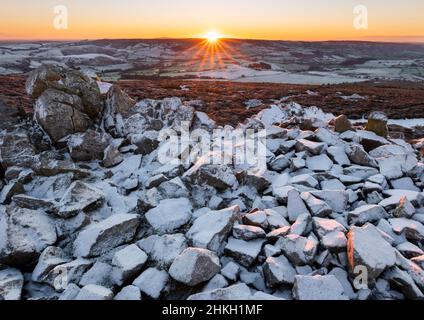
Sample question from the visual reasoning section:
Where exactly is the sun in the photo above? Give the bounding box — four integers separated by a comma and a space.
204, 31, 221, 43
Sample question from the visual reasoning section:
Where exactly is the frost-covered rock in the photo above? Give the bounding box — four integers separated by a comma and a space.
313, 217, 347, 252
389, 218, 424, 242
188, 283, 251, 300
73, 214, 140, 258
296, 139, 326, 155
57, 181, 104, 218
32, 246, 70, 283
0, 180, 24, 205
0, 207, 57, 266
34, 89, 93, 142
187, 206, 240, 252
310, 190, 348, 213
306, 154, 333, 171
103, 144, 124, 168
221, 262, 240, 281
184, 164, 237, 190
347, 224, 396, 282
75, 284, 114, 300
0, 132, 37, 170
114, 285, 142, 300
79, 261, 114, 288
133, 268, 169, 299
301, 192, 332, 218
68, 130, 110, 162
348, 205, 388, 226
139, 233, 187, 267
145, 198, 192, 234
263, 255, 296, 287
111, 244, 148, 286
293, 275, 348, 300
224, 238, 264, 267
0, 268, 24, 300
276, 235, 318, 266
287, 190, 309, 222
43, 259, 93, 291
327, 146, 351, 166
232, 225, 266, 241
169, 248, 221, 286
384, 266, 424, 300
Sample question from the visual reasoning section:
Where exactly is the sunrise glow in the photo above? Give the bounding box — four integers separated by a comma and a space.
204, 31, 221, 43
0, 0, 423, 41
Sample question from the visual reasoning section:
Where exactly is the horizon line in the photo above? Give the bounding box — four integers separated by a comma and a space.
1, 36, 424, 44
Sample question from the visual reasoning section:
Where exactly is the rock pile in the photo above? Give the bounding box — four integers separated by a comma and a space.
1, 65, 424, 300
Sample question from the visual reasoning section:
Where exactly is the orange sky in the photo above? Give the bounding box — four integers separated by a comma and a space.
1, 0, 424, 41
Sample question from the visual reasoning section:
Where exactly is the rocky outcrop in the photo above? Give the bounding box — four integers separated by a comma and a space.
26, 65, 103, 142
0, 66, 423, 300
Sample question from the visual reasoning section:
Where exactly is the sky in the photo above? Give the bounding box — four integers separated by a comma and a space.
1, 0, 424, 41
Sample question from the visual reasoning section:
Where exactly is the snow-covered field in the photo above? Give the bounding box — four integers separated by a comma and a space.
1, 39, 423, 84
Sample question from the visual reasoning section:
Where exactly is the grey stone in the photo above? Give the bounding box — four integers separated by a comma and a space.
169, 248, 221, 286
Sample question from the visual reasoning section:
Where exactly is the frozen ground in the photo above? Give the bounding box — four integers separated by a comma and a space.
1, 39, 423, 84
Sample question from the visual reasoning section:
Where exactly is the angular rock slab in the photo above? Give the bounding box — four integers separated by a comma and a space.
58, 181, 105, 218
347, 224, 396, 282
0, 268, 24, 300
145, 198, 192, 234
75, 284, 114, 300
169, 247, 221, 286
263, 254, 296, 287
0, 207, 57, 266
133, 268, 169, 299
188, 283, 251, 300
224, 238, 264, 267
74, 214, 140, 258
293, 275, 348, 300
186, 206, 240, 252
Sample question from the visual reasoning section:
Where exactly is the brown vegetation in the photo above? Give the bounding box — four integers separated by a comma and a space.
1, 75, 423, 128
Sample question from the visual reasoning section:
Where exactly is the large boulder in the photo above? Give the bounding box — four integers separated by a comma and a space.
26, 65, 103, 119
25, 64, 62, 99
34, 89, 92, 142
28, 65, 105, 143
